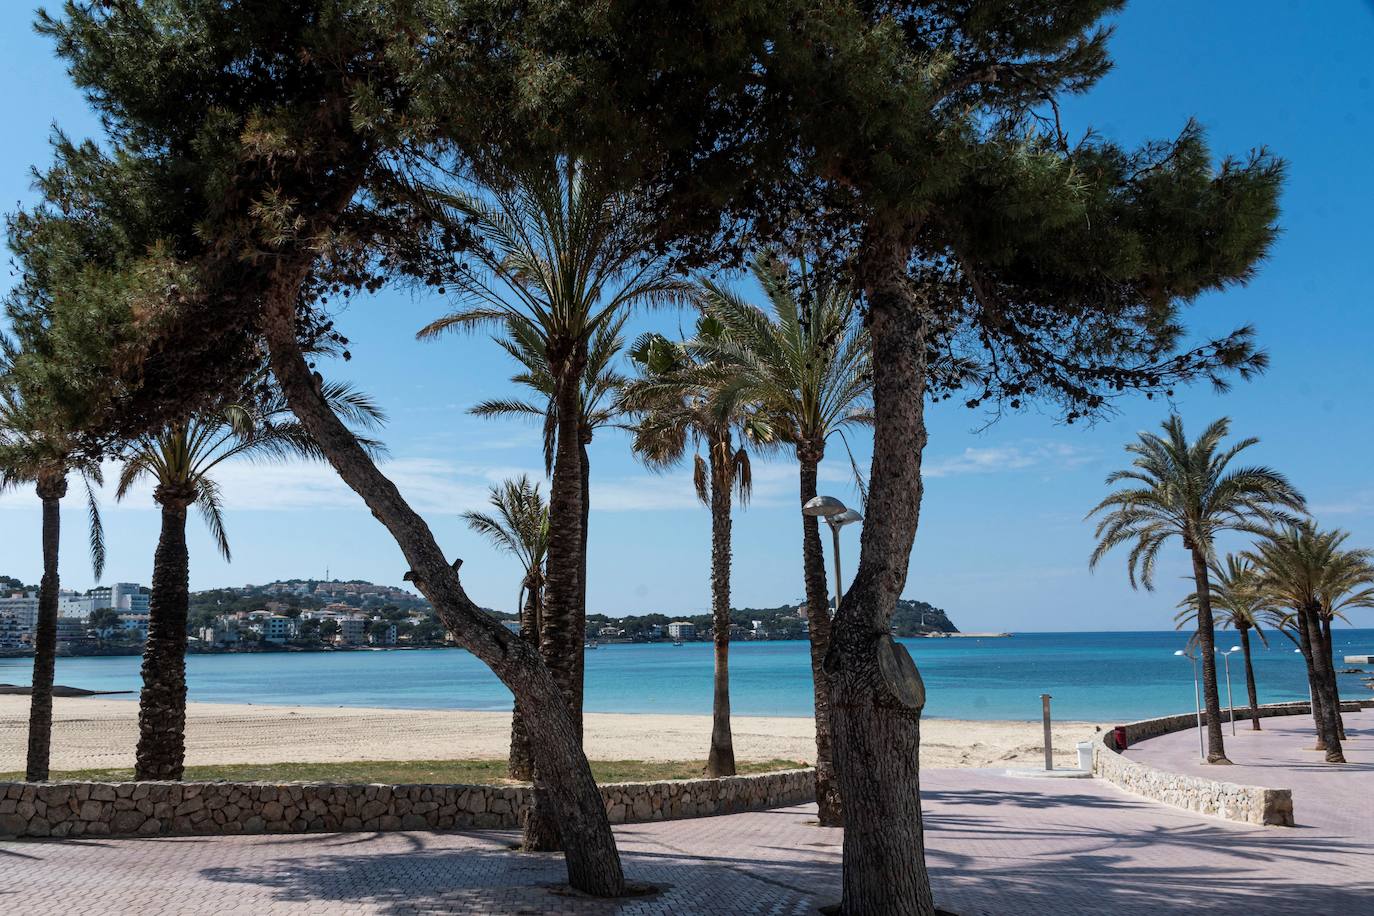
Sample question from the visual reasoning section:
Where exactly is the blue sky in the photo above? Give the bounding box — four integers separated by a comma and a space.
2, 2, 1372, 632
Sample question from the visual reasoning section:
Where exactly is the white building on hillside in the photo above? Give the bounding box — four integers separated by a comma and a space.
667, 621, 696, 640
263, 615, 297, 644
0, 593, 38, 634
335, 617, 368, 646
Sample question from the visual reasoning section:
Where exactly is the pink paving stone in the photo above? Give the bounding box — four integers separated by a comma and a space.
2, 718, 1371, 915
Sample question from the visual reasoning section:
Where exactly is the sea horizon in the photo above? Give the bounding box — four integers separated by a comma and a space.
3, 629, 1370, 723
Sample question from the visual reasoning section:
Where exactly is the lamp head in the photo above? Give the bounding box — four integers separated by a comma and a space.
829, 508, 864, 528
1173, 649, 1185, 657
1230, 646, 1241, 653
802, 495, 846, 518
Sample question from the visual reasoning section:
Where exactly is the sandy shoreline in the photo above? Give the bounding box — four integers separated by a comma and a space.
0, 696, 1102, 772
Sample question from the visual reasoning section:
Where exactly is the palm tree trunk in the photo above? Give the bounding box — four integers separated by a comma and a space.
1238, 624, 1261, 731
580, 436, 591, 630
1187, 548, 1230, 764
524, 358, 589, 851
264, 286, 622, 895
1294, 610, 1327, 749
25, 474, 66, 782
1320, 614, 1345, 740
1305, 607, 1344, 761
799, 451, 841, 826
706, 442, 736, 778
136, 492, 192, 780
826, 233, 936, 916
508, 578, 539, 780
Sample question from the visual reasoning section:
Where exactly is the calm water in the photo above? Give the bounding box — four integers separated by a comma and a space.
2, 630, 1370, 722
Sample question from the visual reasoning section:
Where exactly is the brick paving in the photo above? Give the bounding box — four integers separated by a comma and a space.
3, 717, 1372, 915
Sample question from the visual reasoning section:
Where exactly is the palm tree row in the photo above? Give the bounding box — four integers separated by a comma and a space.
413, 157, 689, 850
2, 348, 383, 782
441, 206, 872, 828
1093, 415, 1371, 764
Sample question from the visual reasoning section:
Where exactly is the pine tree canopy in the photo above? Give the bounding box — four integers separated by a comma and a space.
5, 1, 1284, 444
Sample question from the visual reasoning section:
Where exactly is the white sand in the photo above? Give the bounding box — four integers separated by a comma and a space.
0, 696, 1103, 772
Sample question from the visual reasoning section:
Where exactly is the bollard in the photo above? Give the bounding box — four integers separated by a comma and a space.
1041, 694, 1053, 771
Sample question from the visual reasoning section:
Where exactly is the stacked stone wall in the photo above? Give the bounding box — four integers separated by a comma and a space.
0, 768, 815, 839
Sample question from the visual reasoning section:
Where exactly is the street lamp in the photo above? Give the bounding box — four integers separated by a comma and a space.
1174, 648, 1204, 761
1218, 645, 1242, 736
802, 496, 863, 617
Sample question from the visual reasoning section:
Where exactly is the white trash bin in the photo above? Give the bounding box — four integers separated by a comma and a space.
1076, 740, 1094, 772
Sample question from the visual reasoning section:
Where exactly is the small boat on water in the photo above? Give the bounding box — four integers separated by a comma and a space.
585, 640, 598, 650
673, 639, 684, 646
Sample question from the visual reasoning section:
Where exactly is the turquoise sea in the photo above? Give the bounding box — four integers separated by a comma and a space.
2, 630, 1371, 722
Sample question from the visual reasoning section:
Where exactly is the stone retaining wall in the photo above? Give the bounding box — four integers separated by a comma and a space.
1091, 701, 1358, 827
0, 768, 814, 839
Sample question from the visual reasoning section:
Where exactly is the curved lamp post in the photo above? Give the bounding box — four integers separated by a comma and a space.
1174, 648, 1204, 761
802, 496, 863, 617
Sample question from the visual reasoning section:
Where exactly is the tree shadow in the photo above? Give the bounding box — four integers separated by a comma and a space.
198, 830, 840, 915
923, 781, 1374, 914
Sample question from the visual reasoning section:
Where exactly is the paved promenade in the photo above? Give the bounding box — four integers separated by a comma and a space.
2, 719, 1371, 914
1124, 706, 1372, 835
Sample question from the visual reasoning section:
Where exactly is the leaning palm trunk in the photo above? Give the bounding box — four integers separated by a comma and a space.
524, 361, 588, 851
1302, 605, 1344, 761
799, 452, 842, 826
25, 473, 66, 781
1187, 548, 1230, 763
705, 448, 736, 777
1237, 625, 1261, 731
263, 287, 624, 896
508, 575, 541, 780
827, 244, 935, 915
136, 490, 193, 780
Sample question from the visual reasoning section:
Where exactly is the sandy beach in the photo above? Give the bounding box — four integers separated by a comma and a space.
0, 696, 1102, 773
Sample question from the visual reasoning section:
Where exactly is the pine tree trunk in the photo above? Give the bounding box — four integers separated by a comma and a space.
524, 357, 591, 851
25, 474, 66, 782
508, 578, 539, 781
1303, 605, 1344, 762
706, 439, 736, 778
799, 452, 841, 826
1187, 548, 1230, 764
263, 288, 623, 896
826, 233, 936, 916
1238, 625, 1261, 731
136, 492, 192, 780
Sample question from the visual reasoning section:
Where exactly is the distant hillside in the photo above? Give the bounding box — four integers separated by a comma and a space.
585, 597, 957, 641
732, 598, 956, 637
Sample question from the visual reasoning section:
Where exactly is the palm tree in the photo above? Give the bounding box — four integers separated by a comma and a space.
622, 323, 763, 777
413, 158, 688, 849
1, 335, 106, 781
1176, 555, 1273, 731
463, 476, 550, 780
1245, 523, 1374, 761
119, 382, 382, 780
471, 313, 629, 632
0, 374, 105, 782
693, 250, 871, 824
1088, 416, 1304, 764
